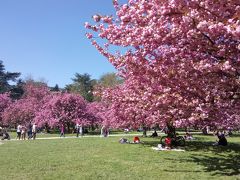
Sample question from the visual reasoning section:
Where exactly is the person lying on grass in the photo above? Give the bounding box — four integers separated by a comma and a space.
118, 136, 142, 144
119, 138, 129, 144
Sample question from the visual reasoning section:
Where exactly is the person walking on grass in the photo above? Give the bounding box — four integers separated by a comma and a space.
79, 125, 83, 137
75, 123, 80, 137
32, 123, 37, 140
16, 124, 22, 140
27, 122, 33, 139
21, 126, 27, 140
60, 124, 65, 138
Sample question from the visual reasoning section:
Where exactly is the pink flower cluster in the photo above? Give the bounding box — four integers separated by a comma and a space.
34, 92, 89, 128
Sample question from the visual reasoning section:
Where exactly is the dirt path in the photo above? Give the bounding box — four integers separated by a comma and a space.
6, 133, 150, 141
2, 132, 202, 142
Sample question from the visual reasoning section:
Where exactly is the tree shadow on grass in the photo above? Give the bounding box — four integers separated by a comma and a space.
141, 138, 161, 148
143, 138, 240, 176
185, 140, 240, 152
185, 141, 240, 176
189, 153, 240, 176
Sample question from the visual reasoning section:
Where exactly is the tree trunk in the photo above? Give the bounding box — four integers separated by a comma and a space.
143, 127, 147, 137
202, 127, 208, 135
166, 122, 176, 138
45, 123, 50, 133
67, 123, 71, 133
91, 124, 95, 131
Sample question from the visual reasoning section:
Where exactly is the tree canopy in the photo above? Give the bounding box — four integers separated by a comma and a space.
86, 0, 240, 129
65, 73, 96, 102
0, 60, 21, 94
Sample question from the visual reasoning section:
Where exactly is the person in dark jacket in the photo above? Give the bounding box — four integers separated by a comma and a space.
217, 133, 228, 146
1, 128, 10, 140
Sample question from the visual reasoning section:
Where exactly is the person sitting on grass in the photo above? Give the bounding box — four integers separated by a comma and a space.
213, 131, 228, 146
133, 136, 140, 143
150, 130, 158, 137
165, 136, 172, 149
184, 132, 193, 140
1, 128, 10, 140
217, 132, 228, 146
124, 128, 129, 134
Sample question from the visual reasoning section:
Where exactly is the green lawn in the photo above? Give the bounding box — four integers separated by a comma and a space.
0, 134, 239, 180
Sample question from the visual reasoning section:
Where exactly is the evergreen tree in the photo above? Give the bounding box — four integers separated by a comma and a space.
10, 79, 25, 99
0, 60, 21, 93
65, 73, 96, 102
51, 84, 60, 92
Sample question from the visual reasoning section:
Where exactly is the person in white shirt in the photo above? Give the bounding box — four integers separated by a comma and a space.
21, 126, 27, 140
16, 125, 22, 140
32, 124, 37, 140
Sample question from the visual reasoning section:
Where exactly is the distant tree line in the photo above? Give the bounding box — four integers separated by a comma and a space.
0, 60, 123, 101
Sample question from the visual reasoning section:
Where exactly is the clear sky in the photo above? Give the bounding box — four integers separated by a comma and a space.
0, 0, 126, 88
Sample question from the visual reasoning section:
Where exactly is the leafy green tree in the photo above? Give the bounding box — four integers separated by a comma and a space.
65, 73, 96, 102
98, 73, 123, 88
10, 79, 25, 99
0, 60, 21, 93
93, 73, 123, 102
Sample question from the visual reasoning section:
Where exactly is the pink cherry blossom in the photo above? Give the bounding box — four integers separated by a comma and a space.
34, 92, 89, 128
86, 0, 240, 130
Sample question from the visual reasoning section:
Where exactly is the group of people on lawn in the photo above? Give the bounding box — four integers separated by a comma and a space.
0, 123, 37, 141
119, 129, 228, 148
59, 123, 110, 138
1, 122, 229, 147
16, 123, 37, 140
60, 123, 90, 138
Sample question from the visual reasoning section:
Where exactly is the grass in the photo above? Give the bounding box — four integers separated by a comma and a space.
0, 134, 239, 180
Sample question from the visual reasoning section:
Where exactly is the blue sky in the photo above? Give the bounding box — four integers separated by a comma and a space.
0, 0, 126, 88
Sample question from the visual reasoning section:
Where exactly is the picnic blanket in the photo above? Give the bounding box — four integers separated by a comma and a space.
152, 147, 185, 151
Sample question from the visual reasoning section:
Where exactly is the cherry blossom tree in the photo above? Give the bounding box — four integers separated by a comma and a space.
2, 81, 103, 133
86, 101, 114, 130
34, 92, 89, 132
86, 0, 240, 130
2, 99, 35, 126
2, 82, 50, 126
86, 102, 104, 126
